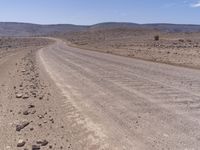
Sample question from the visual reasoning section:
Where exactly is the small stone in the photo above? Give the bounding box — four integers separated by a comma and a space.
32, 145, 40, 150
30, 127, 34, 131
23, 110, 29, 115
50, 118, 54, 123
36, 140, 43, 144
23, 95, 29, 99
38, 115, 44, 119
41, 140, 48, 146
49, 145, 53, 149
16, 121, 30, 131
28, 104, 35, 108
16, 93, 23, 98
36, 139, 48, 146
32, 92, 37, 96
17, 139, 26, 147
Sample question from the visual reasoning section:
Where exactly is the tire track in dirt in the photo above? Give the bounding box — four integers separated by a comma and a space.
39, 48, 113, 150
39, 39, 200, 150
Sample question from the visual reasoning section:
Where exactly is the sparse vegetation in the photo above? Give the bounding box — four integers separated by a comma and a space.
0, 37, 52, 58
179, 39, 184, 42
60, 27, 200, 69
154, 35, 159, 41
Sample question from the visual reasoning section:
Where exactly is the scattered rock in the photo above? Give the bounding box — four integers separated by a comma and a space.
21, 69, 26, 72
16, 121, 30, 131
23, 94, 29, 99
38, 114, 44, 119
16, 93, 23, 98
50, 118, 54, 124
30, 127, 34, 131
41, 140, 49, 146
32, 93, 37, 97
17, 139, 26, 147
39, 96, 43, 100
28, 104, 35, 108
36, 139, 49, 146
49, 145, 53, 149
23, 110, 29, 115
32, 145, 40, 150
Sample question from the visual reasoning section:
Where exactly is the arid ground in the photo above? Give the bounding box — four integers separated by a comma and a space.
62, 28, 200, 69
1, 23, 200, 150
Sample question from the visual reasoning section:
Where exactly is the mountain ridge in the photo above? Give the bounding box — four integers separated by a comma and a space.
0, 22, 200, 36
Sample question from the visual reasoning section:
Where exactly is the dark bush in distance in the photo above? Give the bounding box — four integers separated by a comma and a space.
154, 35, 159, 41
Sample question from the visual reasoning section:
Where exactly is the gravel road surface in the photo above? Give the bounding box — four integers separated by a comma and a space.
39, 39, 200, 150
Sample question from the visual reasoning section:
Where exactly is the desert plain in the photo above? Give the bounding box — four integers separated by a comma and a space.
1, 23, 200, 150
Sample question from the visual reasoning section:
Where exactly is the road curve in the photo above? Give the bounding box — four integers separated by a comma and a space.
39, 39, 200, 150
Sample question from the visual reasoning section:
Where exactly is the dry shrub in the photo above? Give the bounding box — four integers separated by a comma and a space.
154, 35, 159, 41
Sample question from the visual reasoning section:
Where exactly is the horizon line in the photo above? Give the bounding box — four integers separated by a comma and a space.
0, 21, 200, 26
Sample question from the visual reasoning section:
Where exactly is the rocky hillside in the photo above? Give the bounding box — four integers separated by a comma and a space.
0, 22, 200, 37
0, 22, 87, 37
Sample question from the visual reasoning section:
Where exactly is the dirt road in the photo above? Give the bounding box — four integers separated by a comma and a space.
39, 39, 200, 150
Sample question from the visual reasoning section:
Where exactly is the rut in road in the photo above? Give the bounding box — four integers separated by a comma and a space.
39, 39, 200, 150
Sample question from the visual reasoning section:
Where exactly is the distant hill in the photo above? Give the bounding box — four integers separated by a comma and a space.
143, 23, 200, 32
0, 22, 200, 37
90, 22, 140, 30
91, 22, 200, 32
0, 22, 88, 36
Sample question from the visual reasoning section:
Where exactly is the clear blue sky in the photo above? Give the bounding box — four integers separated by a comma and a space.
0, 0, 200, 25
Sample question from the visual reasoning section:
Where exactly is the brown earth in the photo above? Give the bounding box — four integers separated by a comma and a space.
2, 35, 200, 150
0, 38, 74, 150
60, 28, 200, 69
0, 37, 52, 58
39, 38, 200, 150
